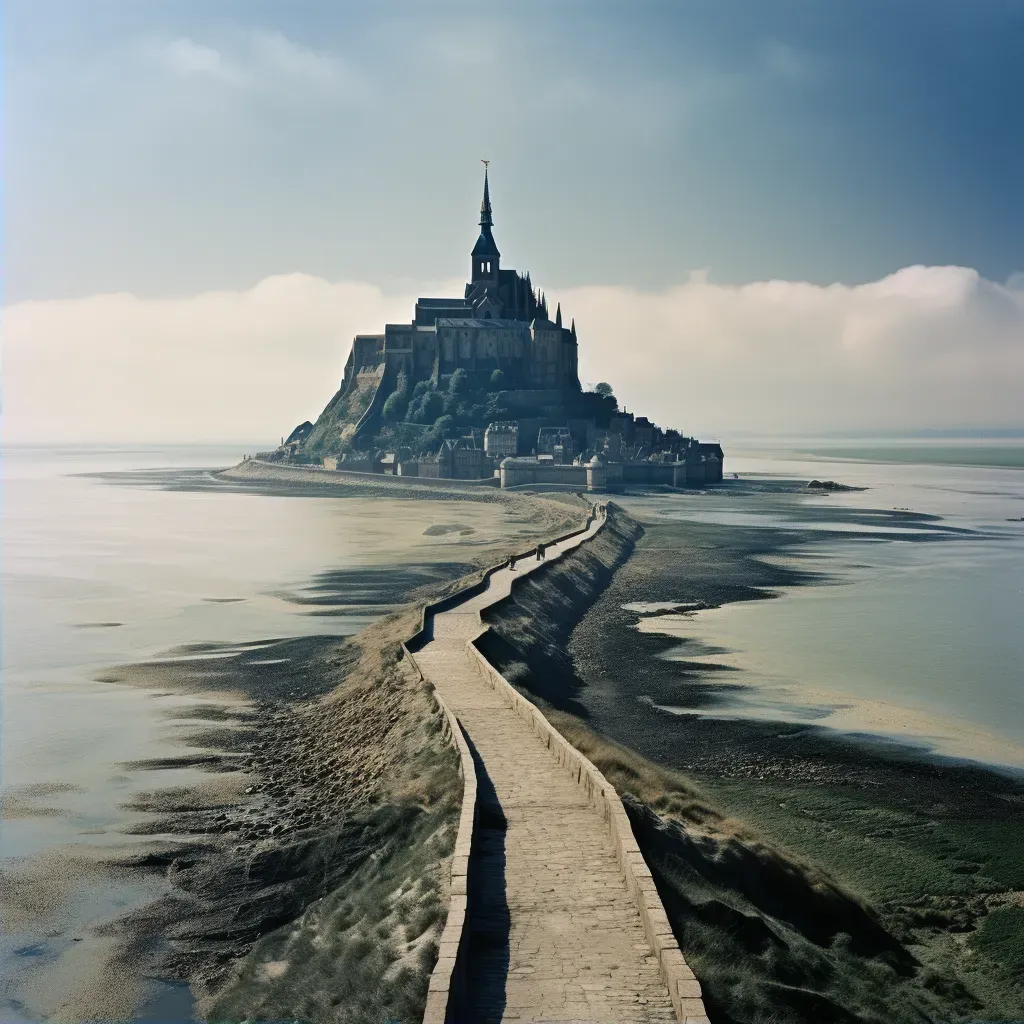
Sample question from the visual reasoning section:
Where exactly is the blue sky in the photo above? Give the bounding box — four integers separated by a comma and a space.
6, 0, 1023, 302
4, 1, 1023, 442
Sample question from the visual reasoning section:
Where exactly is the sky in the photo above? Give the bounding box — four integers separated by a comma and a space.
3, 0, 1023, 443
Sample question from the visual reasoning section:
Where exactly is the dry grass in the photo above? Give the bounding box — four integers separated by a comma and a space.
546, 708, 720, 825
186, 496, 593, 1023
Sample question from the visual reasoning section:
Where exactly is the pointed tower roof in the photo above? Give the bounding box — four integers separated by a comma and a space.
472, 164, 500, 258
480, 165, 493, 228
555, 302, 562, 328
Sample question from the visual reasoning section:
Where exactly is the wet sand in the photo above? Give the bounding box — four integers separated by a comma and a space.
563, 504, 1024, 1020
1, 472, 590, 1023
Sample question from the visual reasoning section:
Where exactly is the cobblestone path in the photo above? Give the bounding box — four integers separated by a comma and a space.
414, 518, 677, 1022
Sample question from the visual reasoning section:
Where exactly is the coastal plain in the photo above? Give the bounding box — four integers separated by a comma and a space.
5, 451, 1023, 1024
1, 456, 587, 1023
481, 492, 1024, 1023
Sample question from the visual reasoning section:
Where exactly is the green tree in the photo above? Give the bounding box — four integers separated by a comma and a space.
382, 371, 410, 423
420, 390, 444, 422
448, 368, 470, 397
433, 414, 457, 438
406, 386, 443, 424
594, 382, 614, 399
490, 368, 506, 390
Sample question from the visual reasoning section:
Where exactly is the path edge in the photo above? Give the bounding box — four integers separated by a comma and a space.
465, 635, 709, 1022
405, 647, 477, 1024
410, 501, 708, 1022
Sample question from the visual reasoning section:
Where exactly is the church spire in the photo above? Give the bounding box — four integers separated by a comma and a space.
555, 302, 562, 328
480, 163, 493, 228
471, 160, 500, 281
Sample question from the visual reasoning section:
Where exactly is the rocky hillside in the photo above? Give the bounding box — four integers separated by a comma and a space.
303, 366, 616, 458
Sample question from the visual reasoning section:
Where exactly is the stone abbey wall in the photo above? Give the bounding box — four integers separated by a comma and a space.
341, 320, 578, 397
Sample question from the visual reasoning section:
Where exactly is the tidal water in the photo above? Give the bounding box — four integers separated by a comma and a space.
2, 441, 1022, 1020
619, 438, 1024, 771
0, 445, 514, 1022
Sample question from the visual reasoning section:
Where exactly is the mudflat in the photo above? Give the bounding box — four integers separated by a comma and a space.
564, 505, 1024, 1022
1, 463, 591, 1023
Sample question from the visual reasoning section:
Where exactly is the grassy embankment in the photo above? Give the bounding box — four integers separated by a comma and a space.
113, 485, 589, 1024
478, 504, 1024, 1024
117, 604, 463, 1024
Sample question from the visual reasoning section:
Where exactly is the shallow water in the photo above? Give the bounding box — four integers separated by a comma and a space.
4, 440, 1023, 1016
0, 445, 518, 1021
618, 440, 1024, 770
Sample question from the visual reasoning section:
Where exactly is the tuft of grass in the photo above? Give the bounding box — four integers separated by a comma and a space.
542, 707, 1011, 1023
207, 804, 455, 1024
547, 709, 721, 824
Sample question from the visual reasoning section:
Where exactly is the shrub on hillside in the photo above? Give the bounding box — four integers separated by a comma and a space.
406, 387, 444, 424
382, 372, 410, 423
447, 368, 470, 397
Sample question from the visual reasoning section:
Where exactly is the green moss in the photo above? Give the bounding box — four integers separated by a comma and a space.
971, 907, 1024, 977
705, 779, 1024, 907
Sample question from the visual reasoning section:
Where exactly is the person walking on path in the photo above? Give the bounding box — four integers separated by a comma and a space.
508, 555, 517, 571
535, 542, 545, 561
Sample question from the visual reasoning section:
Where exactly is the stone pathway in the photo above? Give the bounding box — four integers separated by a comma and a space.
414, 518, 677, 1022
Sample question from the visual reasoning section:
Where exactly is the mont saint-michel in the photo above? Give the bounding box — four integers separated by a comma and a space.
7, 4, 1023, 1024
265, 168, 724, 491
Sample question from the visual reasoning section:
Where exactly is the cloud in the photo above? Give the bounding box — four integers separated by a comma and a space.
162, 37, 240, 82
565, 266, 1024, 436
2, 275, 456, 444
249, 30, 352, 91
3, 267, 1021, 445
148, 30, 361, 98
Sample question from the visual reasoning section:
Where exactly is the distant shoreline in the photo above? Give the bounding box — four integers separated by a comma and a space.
221, 457, 497, 489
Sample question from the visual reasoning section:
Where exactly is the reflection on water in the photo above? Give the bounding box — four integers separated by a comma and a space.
619, 440, 1024, 771
0, 445, 513, 1021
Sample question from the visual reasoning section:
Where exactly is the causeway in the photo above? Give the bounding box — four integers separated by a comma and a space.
413, 514, 679, 1022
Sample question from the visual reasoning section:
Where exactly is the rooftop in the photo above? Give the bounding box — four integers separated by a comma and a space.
434, 317, 528, 329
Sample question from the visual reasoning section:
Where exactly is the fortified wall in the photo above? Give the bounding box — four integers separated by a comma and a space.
500, 450, 721, 491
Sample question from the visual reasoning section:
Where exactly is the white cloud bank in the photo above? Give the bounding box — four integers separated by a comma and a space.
3, 266, 1022, 445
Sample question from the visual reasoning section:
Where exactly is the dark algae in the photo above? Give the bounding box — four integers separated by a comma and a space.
479, 502, 1024, 1023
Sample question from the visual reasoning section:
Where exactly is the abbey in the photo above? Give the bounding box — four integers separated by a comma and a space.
292, 168, 724, 488
342, 167, 580, 394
